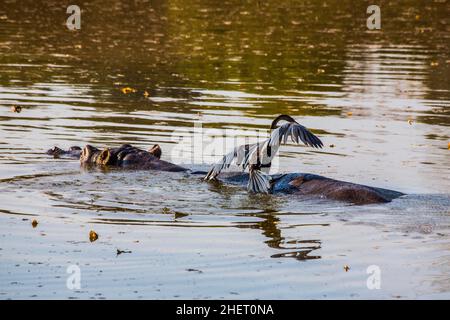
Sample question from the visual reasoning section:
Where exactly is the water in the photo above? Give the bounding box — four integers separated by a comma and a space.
0, 0, 449, 299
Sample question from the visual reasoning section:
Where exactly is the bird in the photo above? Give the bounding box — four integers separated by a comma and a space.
204, 114, 323, 194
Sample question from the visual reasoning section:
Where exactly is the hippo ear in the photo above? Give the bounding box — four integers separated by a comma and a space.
97, 148, 111, 165
47, 146, 62, 157
149, 144, 162, 159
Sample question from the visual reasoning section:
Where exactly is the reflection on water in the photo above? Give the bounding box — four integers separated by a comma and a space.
241, 214, 324, 261
0, 0, 449, 299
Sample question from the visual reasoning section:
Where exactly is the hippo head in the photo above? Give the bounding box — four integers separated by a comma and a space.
94, 144, 162, 165
80, 145, 102, 164
47, 146, 81, 158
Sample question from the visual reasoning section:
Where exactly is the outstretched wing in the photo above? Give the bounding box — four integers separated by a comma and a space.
269, 122, 323, 149
204, 141, 265, 181
245, 121, 322, 193
204, 147, 237, 181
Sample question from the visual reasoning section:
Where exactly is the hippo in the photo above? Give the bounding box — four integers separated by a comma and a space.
218, 172, 404, 205
79, 143, 186, 172
46, 144, 162, 160
47, 143, 185, 171
46, 143, 403, 205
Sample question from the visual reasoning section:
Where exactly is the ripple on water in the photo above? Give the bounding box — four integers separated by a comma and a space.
0, 0, 449, 299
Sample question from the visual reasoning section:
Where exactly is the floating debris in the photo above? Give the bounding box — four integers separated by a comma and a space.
116, 249, 132, 255
329, 144, 335, 148
186, 268, 203, 273
11, 105, 22, 113
408, 119, 414, 125
89, 230, 99, 242
143, 90, 150, 97
174, 212, 189, 219
343, 265, 350, 272
121, 87, 137, 94
31, 219, 38, 228
430, 61, 439, 67
346, 111, 353, 117
447, 142, 450, 150
162, 207, 173, 214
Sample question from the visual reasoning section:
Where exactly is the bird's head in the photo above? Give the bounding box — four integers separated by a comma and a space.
270, 114, 297, 130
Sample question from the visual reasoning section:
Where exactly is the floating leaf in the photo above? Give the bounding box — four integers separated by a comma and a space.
343, 265, 350, 272
174, 212, 188, 219
143, 90, 149, 97
408, 119, 413, 125
346, 111, 353, 116
329, 144, 335, 148
430, 61, 439, 67
162, 207, 172, 214
89, 230, 99, 242
11, 106, 22, 113
121, 87, 137, 94
31, 219, 38, 228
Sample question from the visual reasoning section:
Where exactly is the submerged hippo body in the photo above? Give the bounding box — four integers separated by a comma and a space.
220, 172, 404, 205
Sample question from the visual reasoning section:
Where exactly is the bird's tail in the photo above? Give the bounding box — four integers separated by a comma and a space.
248, 166, 272, 194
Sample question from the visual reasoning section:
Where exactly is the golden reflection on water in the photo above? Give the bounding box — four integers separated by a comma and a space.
0, 0, 449, 298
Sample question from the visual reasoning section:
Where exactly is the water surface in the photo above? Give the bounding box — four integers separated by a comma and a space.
0, 0, 449, 299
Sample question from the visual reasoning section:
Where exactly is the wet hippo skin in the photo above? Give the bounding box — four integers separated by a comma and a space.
221, 172, 404, 205
80, 144, 187, 172
48, 143, 187, 172
47, 144, 162, 161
